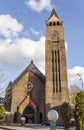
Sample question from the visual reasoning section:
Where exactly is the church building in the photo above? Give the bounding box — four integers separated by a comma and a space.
5, 8, 69, 124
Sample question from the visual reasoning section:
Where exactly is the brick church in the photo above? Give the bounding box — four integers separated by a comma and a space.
5, 8, 69, 123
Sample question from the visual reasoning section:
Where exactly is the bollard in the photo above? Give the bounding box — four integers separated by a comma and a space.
47, 110, 58, 130
21, 117, 25, 126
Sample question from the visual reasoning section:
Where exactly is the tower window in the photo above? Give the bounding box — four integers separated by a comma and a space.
57, 22, 59, 25
49, 22, 52, 26
53, 22, 56, 26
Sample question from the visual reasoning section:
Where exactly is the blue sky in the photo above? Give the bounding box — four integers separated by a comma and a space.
0, 0, 84, 92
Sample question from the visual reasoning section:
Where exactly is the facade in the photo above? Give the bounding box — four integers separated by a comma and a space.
5, 61, 45, 123
5, 8, 69, 123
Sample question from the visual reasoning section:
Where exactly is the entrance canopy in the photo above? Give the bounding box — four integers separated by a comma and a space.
19, 96, 36, 108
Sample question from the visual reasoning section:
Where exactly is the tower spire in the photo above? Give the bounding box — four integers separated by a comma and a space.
48, 8, 59, 20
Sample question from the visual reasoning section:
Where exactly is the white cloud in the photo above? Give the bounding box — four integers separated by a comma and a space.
0, 36, 45, 73
0, 15, 23, 38
25, 0, 52, 13
23, 31, 30, 38
0, 14, 45, 77
30, 28, 40, 35
67, 66, 84, 85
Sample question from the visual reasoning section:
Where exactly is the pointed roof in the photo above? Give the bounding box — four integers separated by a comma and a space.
8, 60, 45, 87
46, 8, 62, 23
48, 8, 59, 20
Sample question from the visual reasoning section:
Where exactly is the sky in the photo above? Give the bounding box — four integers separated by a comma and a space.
0, 0, 84, 93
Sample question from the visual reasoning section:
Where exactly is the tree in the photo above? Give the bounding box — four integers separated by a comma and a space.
0, 68, 12, 104
74, 91, 84, 130
0, 66, 10, 101
69, 84, 81, 105
0, 106, 5, 120
60, 102, 70, 129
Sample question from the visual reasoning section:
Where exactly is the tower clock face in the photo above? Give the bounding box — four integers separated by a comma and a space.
27, 80, 33, 92
51, 30, 59, 42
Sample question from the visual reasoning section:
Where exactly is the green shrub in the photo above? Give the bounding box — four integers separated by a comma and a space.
60, 102, 70, 129
74, 91, 84, 130
0, 106, 5, 120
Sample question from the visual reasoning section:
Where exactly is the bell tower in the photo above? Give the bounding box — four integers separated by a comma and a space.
45, 8, 69, 114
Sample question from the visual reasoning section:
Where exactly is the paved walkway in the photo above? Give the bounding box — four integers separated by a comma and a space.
0, 125, 65, 130
0, 124, 75, 130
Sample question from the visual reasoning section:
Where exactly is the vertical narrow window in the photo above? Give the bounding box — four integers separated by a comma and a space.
57, 50, 61, 92
52, 51, 54, 72
55, 50, 58, 93
52, 50, 55, 93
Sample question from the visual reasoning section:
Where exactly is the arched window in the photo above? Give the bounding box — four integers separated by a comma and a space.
57, 22, 59, 26
49, 22, 52, 26
53, 22, 56, 26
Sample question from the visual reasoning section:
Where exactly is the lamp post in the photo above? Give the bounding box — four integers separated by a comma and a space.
47, 110, 58, 130
77, 72, 83, 91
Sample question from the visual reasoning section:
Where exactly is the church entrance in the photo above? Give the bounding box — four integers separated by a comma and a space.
23, 106, 34, 123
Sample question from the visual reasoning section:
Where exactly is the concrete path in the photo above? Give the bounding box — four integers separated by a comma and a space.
0, 125, 75, 130
0, 125, 65, 130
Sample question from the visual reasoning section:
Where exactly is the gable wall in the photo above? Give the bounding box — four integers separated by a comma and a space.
10, 70, 45, 123
11, 72, 28, 114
